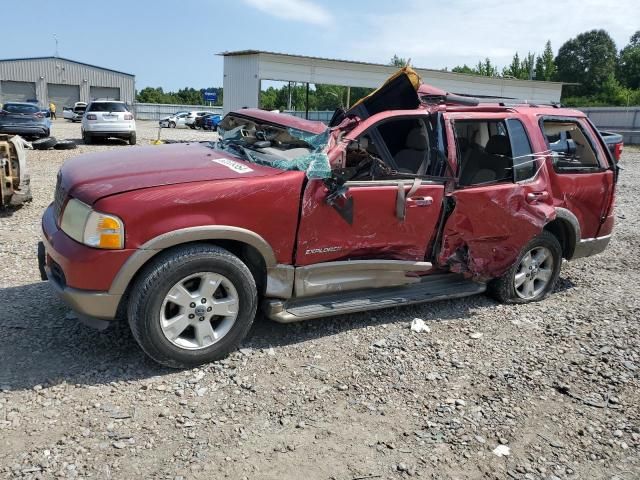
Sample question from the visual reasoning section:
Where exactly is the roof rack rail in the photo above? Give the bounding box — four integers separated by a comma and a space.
421, 91, 562, 109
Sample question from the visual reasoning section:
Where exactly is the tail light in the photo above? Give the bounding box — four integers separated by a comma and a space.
86, 114, 97, 120
124, 113, 133, 120
614, 142, 623, 162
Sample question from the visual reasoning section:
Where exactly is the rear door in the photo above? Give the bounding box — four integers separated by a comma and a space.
439, 113, 556, 278
540, 116, 615, 239
295, 113, 446, 266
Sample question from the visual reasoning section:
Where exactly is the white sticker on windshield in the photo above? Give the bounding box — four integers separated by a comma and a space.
211, 157, 253, 173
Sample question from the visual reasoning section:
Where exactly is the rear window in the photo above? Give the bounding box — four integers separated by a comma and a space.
88, 102, 128, 112
3, 104, 39, 114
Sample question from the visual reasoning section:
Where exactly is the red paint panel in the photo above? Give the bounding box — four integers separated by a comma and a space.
296, 180, 444, 266
61, 143, 281, 205
95, 171, 306, 264
231, 109, 327, 134
439, 179, 555, 280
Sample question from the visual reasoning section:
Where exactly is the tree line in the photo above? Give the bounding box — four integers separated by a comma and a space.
135, 29, 640, 108
448, 30, 640, 106
136, 87, 223, 106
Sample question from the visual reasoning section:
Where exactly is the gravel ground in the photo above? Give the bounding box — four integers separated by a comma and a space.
0, 120, 638, 479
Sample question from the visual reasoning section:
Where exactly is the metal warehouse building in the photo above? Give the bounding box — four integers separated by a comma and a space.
0, 57, 135, 109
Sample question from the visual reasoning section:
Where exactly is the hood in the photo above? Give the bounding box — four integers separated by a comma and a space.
61, 143, 282, 204
231, 109, 327, 135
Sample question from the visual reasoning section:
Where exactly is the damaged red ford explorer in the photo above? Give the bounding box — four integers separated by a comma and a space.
39, 68, 618, 367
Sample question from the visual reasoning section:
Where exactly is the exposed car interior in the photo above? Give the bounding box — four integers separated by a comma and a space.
455, 120, 514, 186
343, 117, 448, 180
218, 114, 316, 161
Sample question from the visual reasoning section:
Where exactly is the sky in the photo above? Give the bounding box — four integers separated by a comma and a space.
3, 0, 638, 91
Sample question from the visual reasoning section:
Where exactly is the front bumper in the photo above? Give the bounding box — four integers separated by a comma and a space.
40, 204, 134, 320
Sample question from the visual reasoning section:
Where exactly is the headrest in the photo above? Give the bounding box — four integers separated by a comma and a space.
485, 135, 511, 156
406, 127, 427, 150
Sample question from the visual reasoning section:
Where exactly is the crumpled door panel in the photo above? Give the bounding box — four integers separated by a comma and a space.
438, 182, 556, 280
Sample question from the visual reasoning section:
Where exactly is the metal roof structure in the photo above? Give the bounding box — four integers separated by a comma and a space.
0, 56, 134, 77
218, 50, 565, 115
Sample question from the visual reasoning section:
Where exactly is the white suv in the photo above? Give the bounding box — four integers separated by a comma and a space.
81, 100, 136, 145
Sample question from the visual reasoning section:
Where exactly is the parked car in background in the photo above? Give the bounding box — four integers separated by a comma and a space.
81, 100, 136, 145
39, 68, 618, 367
200, 113, 222, 131
0, 102, 50, 138
63, 102, 88, 122
185, 111, 210, 129
159, 111, 189, 128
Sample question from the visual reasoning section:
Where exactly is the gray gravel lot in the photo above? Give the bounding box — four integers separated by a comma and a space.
0, 119, 638, 479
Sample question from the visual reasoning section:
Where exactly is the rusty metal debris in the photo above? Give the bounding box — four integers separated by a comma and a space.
0, 134, 32, 207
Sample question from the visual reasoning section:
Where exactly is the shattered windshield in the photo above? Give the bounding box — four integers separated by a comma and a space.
213, 114, 332, 179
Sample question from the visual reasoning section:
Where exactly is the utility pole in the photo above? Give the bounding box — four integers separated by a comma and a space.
54, 34, 59, 57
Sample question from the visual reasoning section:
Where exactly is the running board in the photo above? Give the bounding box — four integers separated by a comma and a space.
264, 273, 486, 323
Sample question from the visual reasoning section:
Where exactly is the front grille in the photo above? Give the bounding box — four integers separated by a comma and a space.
53, 172, 67, 222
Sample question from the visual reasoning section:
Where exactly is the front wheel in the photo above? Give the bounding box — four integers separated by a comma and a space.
489, 231, 562, 304
128, 244, 257, 368
169, 121, 176, 128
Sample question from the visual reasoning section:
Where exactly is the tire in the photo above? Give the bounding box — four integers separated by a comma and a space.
489, 230, 562, 304
53, 140, 77, 150
169, 121, 176, 128
188, 124, 195, 130
32, 137, 57, 150
82, 132, 92, 145
127, 244, 258, 368
129, 132, 137, 145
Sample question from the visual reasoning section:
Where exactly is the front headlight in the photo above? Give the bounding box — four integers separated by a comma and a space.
60, 199, 125, 249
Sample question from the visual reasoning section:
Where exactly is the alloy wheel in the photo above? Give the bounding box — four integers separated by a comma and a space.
160, 272, 239, 350
514, 246, 554, 299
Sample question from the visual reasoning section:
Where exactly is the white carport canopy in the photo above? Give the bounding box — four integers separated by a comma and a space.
219, 50, 565, 115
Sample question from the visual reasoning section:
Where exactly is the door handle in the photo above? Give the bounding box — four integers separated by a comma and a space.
406, 196, 433, 207
526, 191, 549, 203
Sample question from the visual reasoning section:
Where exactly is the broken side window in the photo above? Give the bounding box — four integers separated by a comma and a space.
342, 115, 446, 182
541, 119, 603, 173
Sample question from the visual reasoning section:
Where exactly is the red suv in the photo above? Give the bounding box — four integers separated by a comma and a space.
39, 69, 617, 367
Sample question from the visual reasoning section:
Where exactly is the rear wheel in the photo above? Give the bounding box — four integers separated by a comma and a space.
82, 132, 92, 145
129, 132, 137, 145
128, 244, 257, 368
489, 231, 562, 304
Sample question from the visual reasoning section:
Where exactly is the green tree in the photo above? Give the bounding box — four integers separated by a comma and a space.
536, 40, 556, 81
504, 52, 522, 78
618, 31, 640, 89
520, 52, 535, 80
389, 55, 409, 67
555, 29, 618, 96
452, 64, 476, 74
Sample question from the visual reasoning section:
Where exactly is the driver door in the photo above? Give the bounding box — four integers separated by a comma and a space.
295, 114, 446, 266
